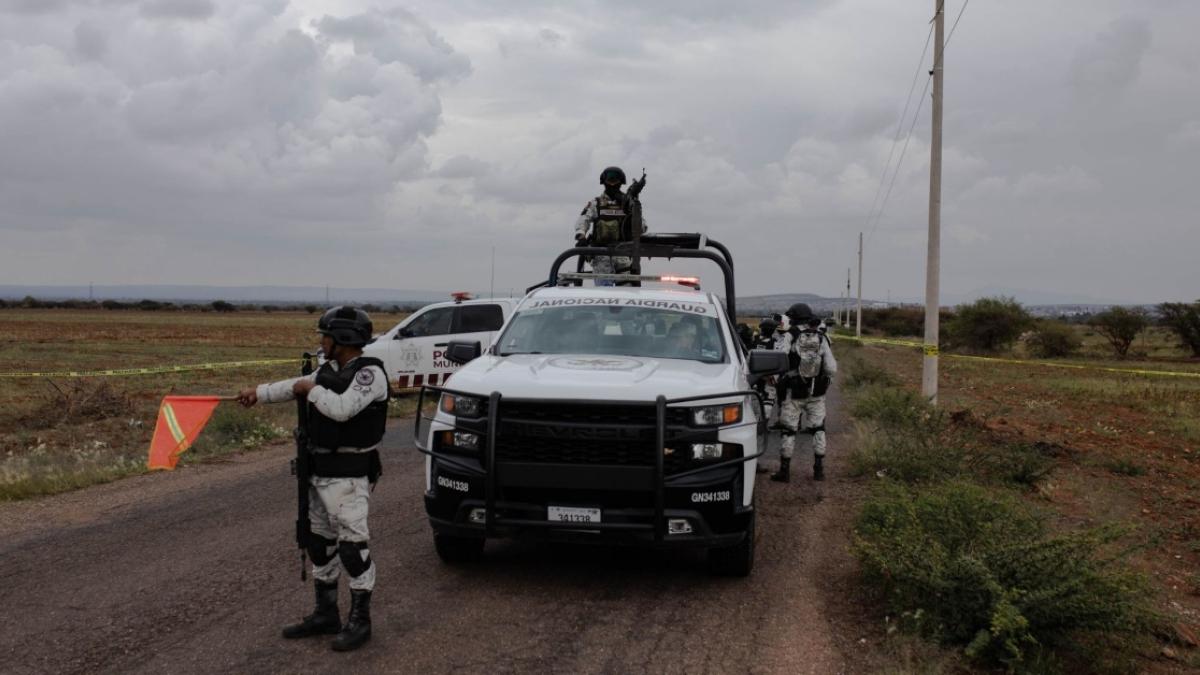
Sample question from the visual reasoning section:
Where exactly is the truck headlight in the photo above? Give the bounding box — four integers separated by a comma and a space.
690, 443, 725, 460
439, 430, 480, 451
692, 403, 742, 426
440, 393, 483, 417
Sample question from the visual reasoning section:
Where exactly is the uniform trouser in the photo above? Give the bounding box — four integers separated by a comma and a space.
308, 476, 376, 591
591, 255, 633, 286
779, 394, 827, 460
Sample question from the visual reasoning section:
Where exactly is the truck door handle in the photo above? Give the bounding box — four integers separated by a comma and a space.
435, 343, 448, 347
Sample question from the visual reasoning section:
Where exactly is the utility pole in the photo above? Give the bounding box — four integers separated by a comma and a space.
489, 245, 495, 299
844, 268, 851, 327
922, 0, 945, 404
856, 232, 863, 337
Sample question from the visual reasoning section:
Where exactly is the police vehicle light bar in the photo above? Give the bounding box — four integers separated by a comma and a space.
451, 291, 473, 303
557, 273, 701, 289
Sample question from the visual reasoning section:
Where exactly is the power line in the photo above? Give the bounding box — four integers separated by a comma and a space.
866, 73, 932, 242
863, 23, 935, 234
944, 0, 970, 50
864, 0, 971, 243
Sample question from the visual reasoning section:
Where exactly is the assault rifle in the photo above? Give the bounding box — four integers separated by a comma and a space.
627, 169, 646, 276
292, 352, 315, 580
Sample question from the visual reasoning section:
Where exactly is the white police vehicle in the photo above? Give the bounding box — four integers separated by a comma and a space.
362, 294, 517, 392
414, 234, 788, 576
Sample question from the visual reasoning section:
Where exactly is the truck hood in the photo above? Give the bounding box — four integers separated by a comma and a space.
444, 354, 743, 401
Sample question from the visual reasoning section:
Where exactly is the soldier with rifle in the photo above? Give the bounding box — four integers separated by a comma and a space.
574, 166, 648, 286
236, 306, 388, 652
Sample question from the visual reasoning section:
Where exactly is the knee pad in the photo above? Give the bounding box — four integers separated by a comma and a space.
780, 429, 796, 437
337, 540, 372, 578
306, 535, 337, 566
802, 423, 826, 435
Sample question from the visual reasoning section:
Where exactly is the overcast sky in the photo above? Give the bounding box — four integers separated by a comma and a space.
1, 0, 1197, 304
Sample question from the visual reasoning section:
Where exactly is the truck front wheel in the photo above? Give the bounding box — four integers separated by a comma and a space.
706, 512, 756, 577
433, 532, 485, 564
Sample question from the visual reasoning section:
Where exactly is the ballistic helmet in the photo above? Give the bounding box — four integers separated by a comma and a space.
759, 318, 777, 335
600, 166, 627, 185
785, 303, 817, 325
317, 306, 373, 347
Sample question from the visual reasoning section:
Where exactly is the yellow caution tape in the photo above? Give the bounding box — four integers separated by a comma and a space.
833, 334, 1200, 379
0, 358, 299, 379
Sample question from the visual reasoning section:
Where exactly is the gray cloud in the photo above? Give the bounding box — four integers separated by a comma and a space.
139, 0, 215, 21
1069, 16, 1151, 95
0, 0, 1197, 304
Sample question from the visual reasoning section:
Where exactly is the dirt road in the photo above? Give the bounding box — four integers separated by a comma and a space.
1, 386, 875, 674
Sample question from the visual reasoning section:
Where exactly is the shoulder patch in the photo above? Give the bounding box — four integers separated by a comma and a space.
355, 368, 376, 387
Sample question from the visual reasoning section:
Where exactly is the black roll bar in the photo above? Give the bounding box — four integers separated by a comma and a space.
415, 385, 767, 542
545, 242, 737, 319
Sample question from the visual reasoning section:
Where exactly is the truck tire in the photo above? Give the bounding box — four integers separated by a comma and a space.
434, 533, 485, 564
706, 512, 755, 577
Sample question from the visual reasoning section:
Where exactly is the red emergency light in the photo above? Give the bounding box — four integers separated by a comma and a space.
659, 275, 701, 289
451, 292, 473, 304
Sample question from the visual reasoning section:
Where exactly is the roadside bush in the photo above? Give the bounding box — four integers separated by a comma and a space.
843, 355, 899, 389
854, 481, 1149, 671
1025, 321, 1082, 358
1090, 307, 1148, 359
863, 307, 925, 337
211, 300, 236, 313
305, 304, 320, 314
1158, 301, 1200, 357
945, 297, 1032, 352
851, 384, 943, 435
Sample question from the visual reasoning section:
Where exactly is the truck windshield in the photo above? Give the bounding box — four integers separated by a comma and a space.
497, 303, 726, 363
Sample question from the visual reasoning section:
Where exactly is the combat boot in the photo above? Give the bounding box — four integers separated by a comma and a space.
331, 589, 372, 651
813, 455, 825, 481
282, 580, 341, 639
770, 457, 791, 483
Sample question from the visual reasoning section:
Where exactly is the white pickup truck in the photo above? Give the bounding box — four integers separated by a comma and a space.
361, 296, 518, 391
414, 234, 788, 576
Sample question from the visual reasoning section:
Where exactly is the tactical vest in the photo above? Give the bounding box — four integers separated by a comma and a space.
591, 193, 628, 245
786, 329, 831, 398
308, 356, 389, 465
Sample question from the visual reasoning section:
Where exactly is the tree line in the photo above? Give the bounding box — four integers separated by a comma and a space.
0, 297, 426, 314
856, 298, 1200, 359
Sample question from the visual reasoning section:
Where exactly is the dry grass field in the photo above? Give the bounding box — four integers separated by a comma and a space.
0, 308, 411, 499
838, 328, 1200, 668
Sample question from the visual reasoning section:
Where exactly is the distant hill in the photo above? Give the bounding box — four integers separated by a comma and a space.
0, 284, 449, 305
737, 293, 877, 317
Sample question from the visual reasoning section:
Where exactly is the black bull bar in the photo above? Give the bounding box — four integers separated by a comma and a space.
414, 385, 767, 542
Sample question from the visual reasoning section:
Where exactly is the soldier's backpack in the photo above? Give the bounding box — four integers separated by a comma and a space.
787, 328, 831, 398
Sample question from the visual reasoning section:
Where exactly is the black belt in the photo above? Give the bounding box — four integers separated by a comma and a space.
310, 449, 382, 481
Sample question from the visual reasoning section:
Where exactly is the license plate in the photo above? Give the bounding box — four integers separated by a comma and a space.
547, 506, 601, 524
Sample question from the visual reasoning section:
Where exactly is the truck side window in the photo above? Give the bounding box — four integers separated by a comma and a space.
404, 307, 454, 337
456, 304, 504, 332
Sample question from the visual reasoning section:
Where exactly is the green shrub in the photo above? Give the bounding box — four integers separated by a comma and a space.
945, 297, 1033, 352
1090, 307, 1148, 359
1158, 301, 1200, 357
844, 356, 900, 389
1026, 321, 1081, 359
854, 481, 1149, 671
851, 384, 943, 435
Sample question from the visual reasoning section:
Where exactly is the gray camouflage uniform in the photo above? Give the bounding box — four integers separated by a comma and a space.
255, 357, 388, 591
574, 194, 648, 281
779, 331, 837, 460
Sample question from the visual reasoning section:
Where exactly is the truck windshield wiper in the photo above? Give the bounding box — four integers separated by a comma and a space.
498, 350, 543, 356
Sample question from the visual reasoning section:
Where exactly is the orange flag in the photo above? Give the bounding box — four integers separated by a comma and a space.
147, 396, 225, 470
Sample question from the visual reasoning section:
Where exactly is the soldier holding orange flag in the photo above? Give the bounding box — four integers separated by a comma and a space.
236, 306, 387, 652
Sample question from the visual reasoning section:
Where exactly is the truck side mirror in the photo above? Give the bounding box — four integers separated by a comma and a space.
396, 327, 413, 339
445, 340, 482, 365
747, 350, 788, 376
